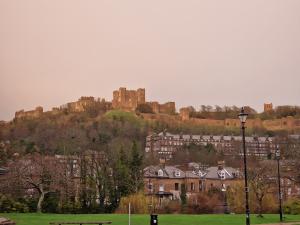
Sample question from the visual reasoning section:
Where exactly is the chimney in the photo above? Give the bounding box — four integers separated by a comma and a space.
218, 160, 225, 170
159, 158, 166, 168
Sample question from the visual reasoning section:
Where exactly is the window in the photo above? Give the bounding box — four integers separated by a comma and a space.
191, 182, 195, 191
158, 169, 163, 177
159, 184, 164, 192
175, 183, 179, 191
175, 170, 181, 177
199, 180, 204, 191
220, 170, 226, 180
148, 183, 153, 191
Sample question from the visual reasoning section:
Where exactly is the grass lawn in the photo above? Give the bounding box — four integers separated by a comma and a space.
1, 213, 300, 225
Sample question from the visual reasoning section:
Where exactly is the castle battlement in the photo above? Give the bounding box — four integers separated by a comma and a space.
15, 106, 43, 120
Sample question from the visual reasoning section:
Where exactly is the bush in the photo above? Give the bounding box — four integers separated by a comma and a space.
116, 192, 156, 214
42, 192, 59, 213
0, 194, 29, 213
284, 198, 300, 214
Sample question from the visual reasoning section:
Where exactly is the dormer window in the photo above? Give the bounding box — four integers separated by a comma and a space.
220, 170, 226, 180
175, 170, 181, 177
158, 169, 164, 177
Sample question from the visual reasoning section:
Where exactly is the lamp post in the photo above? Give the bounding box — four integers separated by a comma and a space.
275, 145, 283, 222
239, 107, 250, 225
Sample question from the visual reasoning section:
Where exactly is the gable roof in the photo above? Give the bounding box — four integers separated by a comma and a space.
204, 166, 239, 180
144, 165, 198, 179
0, 167, 8, 175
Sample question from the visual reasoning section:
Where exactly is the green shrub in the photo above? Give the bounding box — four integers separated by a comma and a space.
0, 194, 29, 213
284, 198, 300, 215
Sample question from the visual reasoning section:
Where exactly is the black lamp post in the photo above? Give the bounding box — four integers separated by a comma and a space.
239, 107, 250, 225
275, 145, 283, 222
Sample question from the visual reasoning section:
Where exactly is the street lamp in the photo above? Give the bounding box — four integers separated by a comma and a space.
239, 107, 250, 225
275, 145, 283, 222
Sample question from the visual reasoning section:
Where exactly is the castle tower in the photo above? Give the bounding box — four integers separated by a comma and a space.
112, 87, 146, 111
119, 87, 127, 104
264, 103, 273, 112
180, 107, 190, 121
137, 88, 146, 104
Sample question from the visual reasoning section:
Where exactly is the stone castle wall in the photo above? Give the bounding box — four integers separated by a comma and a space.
178, 108, 300, 131
15, 106, 43, 120
67, 96, 96, 112
147, 101, 176, 114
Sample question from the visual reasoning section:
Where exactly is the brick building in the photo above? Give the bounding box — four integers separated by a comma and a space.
143, 162, 241, 204
143, 165, 200, 202
145, 132, 279, 161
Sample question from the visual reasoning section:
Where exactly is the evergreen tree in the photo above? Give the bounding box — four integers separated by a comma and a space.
129, 141, 144, 193
180, 184, 187, 206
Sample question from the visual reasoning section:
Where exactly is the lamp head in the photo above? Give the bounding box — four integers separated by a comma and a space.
238, 107, 248, 123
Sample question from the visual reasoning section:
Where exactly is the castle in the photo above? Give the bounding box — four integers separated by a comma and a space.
112, 87, 176, 114
14, 87, 176, 120
12, 88, 300, 131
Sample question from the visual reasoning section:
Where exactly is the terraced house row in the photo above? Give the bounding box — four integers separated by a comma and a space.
143, 161, 240, 204
145, 132, 300, 160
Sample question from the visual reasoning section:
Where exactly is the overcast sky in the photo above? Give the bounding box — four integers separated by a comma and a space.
1, 0, 300, 121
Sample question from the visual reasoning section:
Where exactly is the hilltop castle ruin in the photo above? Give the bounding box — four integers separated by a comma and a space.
14, 87, 176, 120
12, 87, 300, 132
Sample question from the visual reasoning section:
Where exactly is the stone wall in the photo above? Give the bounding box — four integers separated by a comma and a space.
15, 106, 43, 120
176, 108, 300, 131
147, 101, 176, 114
67, 96, 96, 112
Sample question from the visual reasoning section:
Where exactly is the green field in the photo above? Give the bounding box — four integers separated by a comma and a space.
1, 214, 300, 225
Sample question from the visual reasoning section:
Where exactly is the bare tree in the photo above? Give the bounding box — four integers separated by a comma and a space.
248, 161, 275, 217
8, 153, 63, 213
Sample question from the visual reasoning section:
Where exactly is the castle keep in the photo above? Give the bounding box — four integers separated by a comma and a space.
112, 87, 176, 114
112, 88, 146, 110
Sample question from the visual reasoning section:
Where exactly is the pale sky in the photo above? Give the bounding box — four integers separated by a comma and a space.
1, 0, 300, 121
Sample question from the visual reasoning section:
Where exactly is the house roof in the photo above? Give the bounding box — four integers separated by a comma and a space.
152, 132, 276, 143
0, 167, 7, 175
144, 165, 197, 179
204, 166, 239, 180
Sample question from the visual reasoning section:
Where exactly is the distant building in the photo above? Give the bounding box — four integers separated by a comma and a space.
143, 165, 199, 203
145, 132, 279, 160
264, 103, 273, 112
189, 161, 240, 192
143, 162, 241, 204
